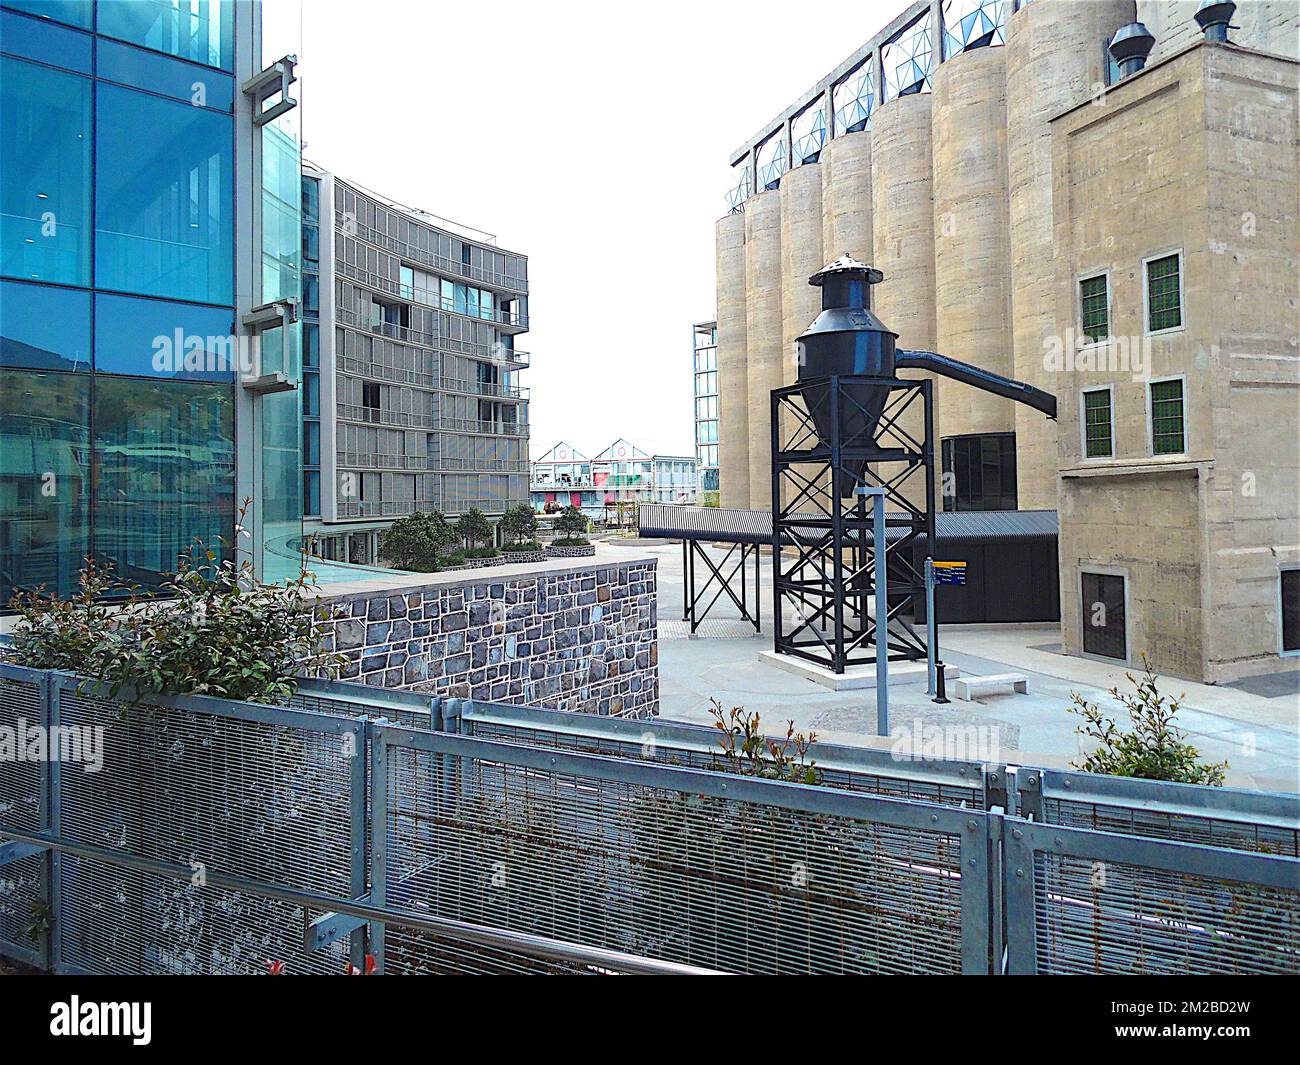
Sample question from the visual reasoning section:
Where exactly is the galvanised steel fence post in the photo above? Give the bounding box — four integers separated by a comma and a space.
1002, 821, 1037, 974
368, 722, 390, 973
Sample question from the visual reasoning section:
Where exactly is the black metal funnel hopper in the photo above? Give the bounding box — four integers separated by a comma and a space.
795, 256, 898, 495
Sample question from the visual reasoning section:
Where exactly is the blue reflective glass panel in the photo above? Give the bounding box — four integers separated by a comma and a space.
94, 292, 237, 380
92, 376, 235, 590
95, 37, 234, 111
0, 1, 92, 30
0, 56, 91, 285
0, 278, 89, 370
0, 7, 92, 72
0, 366, 91, 601
96, 0, 233, 71
95, 82, 234, 305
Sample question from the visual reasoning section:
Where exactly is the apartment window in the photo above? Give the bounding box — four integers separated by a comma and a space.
1148, 377, 1185, 455
1282, 569, 1300, 655
1079, 274, 1109, 343
1081, 388, 1113, 459
1145, 253, 1182, 333
362, 380, 380, 416
1081, 571, 1127, 661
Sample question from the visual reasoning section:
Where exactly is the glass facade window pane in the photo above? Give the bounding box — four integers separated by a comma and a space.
941, 432, 1017, 510
1, 56, 92, 286
1147, 253, 1182, 331
95, 37, 234, 111
1, 7, 92, 72
883, 14, 934, 99
95, 82, 234, 305
97, 0, 233, 71
93, 291, 237, 380
303, 323, 319, 367
303, 470, 320, 517
1149, 378, 1185, 455
0, 278, 90, 370
0, 367, 91, 602
92, 376, 234, 591
2, 1, 92, 30
1079, 274, 1108, 342
303, 420, 320, 466
1082, 388, 1112, 458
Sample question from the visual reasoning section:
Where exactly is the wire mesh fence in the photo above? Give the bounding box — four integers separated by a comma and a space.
1, 664, 1297, 975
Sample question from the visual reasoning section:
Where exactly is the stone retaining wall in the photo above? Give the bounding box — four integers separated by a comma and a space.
317, 557, 658, 717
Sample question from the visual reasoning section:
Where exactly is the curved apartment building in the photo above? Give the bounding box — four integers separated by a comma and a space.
714, 0, 1300, 682
301, 167, 530, 565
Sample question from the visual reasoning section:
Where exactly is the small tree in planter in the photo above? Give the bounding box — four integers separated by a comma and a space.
1067, 655, 1227, 785
498, 504, 540, 552
553, 505, 590, 546
379, 510, 458, 571
455, 507, 497, 559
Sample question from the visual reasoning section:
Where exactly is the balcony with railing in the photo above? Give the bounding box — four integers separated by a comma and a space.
337, 453, 530, 474
438, 416, 529, 438
337, 260, 528, 333
439, 377, 529, 401
334, 210, 528, 294
337, 403, 437, 429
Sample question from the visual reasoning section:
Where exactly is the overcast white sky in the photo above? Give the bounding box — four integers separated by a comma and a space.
264, 0, 899, 459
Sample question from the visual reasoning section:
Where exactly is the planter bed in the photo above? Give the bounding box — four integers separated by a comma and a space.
546, 543, 596, 558
499, 550, 549, 564
439, 554, 505, 571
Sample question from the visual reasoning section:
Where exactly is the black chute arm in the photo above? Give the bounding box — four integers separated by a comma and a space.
895, 349, 1057, 420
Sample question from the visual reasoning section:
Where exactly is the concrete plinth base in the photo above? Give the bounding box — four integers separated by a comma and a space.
758, 650, 960, 692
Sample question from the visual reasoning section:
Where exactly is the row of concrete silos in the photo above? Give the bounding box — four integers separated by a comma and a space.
716, 0, 1135, 512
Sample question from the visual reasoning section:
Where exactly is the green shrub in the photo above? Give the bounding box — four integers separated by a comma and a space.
499, 504, 538, 546
379, 510, 458, 571
553, 505, 589, 544
502, 540, 543, 553
1067, 656, 1226, 786
456, 507, 494, 551
7, 501, 343, 705
707, 699, 821, 784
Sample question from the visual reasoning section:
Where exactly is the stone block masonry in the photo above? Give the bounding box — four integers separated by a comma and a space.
316, 557, 659, 718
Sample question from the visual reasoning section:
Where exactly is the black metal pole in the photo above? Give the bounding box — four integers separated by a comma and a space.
771, 390, 783, 658
830, 377, 845, 673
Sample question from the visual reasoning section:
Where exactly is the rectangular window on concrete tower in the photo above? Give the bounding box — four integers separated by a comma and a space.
1282, 569, 1300, 655
1081, 571, 1127, 662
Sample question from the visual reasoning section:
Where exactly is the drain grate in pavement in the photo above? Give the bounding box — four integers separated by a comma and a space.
659, 620, 762, 640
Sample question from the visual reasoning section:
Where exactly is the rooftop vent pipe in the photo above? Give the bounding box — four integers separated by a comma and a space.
1195, 1, 1236, 42
1109, 22, 1156, 78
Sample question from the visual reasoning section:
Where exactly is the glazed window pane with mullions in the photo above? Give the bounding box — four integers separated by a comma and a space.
1147, 253, 1182, 332
1150, 378, 1185, 455
1079, 274, 1109, 343
0, 56, 92, 286
1082, 389, 1112, 459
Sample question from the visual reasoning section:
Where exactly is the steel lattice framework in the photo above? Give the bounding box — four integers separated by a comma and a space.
771, 375, 937, 673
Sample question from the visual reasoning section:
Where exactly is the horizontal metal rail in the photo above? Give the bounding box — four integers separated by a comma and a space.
453, 698, 987, 800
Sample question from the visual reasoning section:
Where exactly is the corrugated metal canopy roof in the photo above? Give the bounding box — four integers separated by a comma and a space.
638, 504, 1058, 546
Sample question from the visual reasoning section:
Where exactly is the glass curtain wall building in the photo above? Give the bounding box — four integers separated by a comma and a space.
692, 321, 718, 504
301, 166, 529, 569
1, 0, 301, 604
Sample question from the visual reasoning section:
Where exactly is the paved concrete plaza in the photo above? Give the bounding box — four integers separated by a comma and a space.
604, 539, 1300, 794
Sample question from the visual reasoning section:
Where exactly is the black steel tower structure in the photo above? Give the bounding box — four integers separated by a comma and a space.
771, 257, 1056, 674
